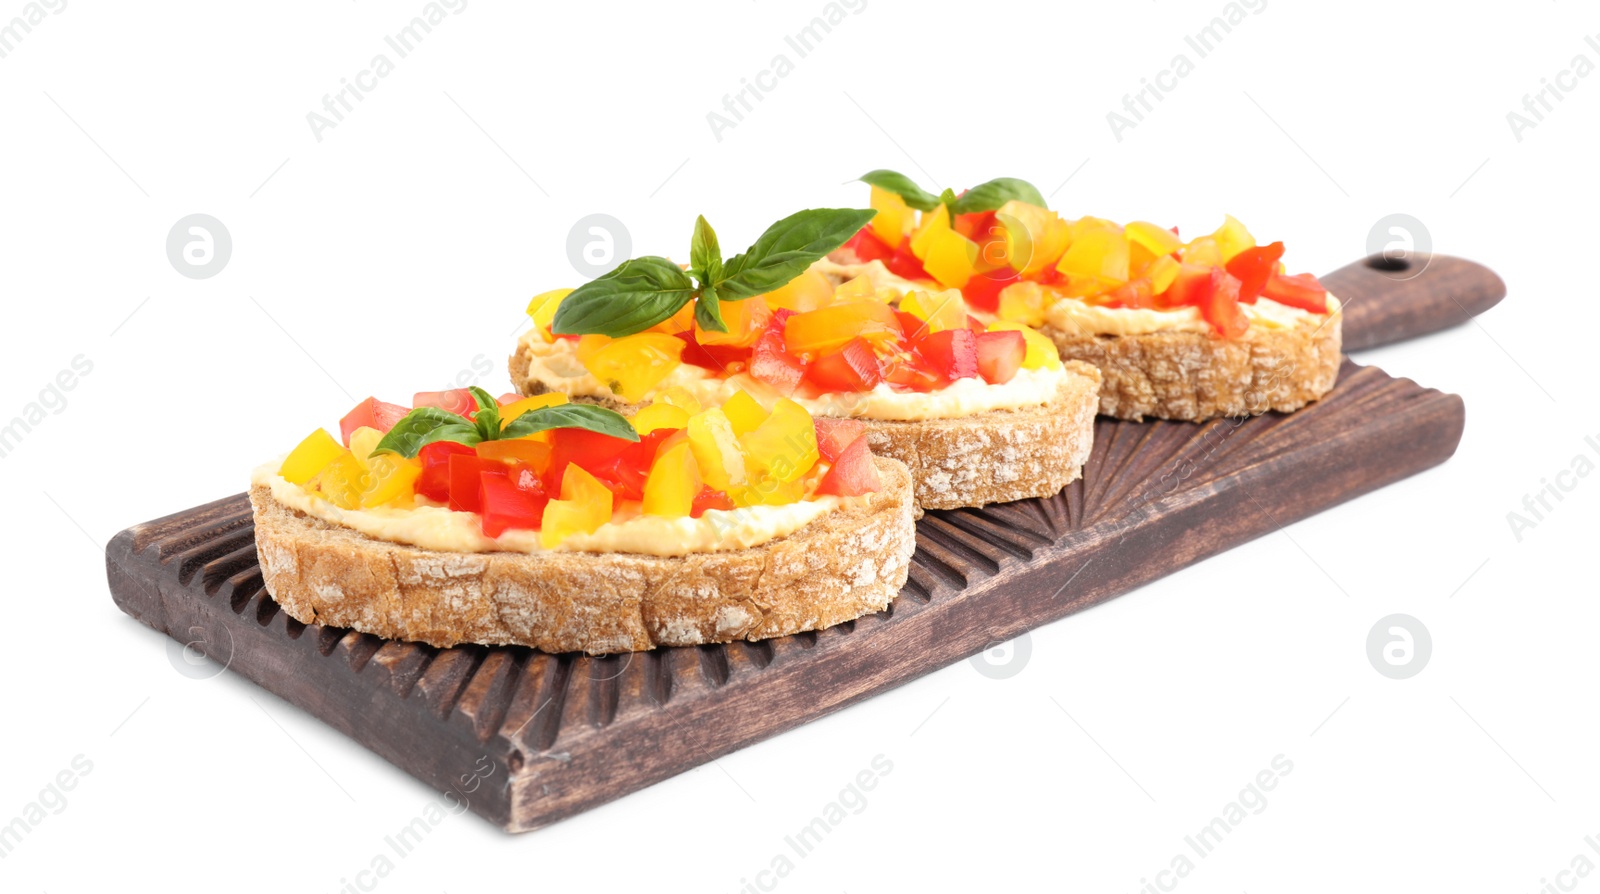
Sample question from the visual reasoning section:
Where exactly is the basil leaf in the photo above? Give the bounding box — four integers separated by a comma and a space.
467, 386, 498, 413
716, 208, 877, 301
416, 424, 483, 452
502, 403, 640, 442
690, 215, 722, 283
371, 407, 474, 458
550, 256, 697, 337
859, 169, 941, 212
695, 283, 726, 333
949, 177, 1047, 215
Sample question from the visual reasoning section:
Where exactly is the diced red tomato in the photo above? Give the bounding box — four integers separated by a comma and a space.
1262, 272, 1329, 313
974, 330, 1026, 385
674, 330, 752, 372
415, 441, 476, 503
591, 427, 677, 499
1199, 271, 1249, 339
883, 356, 942, 391
816, 435, 881, 496
339, 397, 410, 446
749, 329, 807, 394
1104, 279, 1157, 309
497, 393, 522, 405
885, 241, 931, 282
690, 486, 736, 518
1224, 241, 1285, 304
913, 328, 979, 384
479, 473, 547, 537
448, 454, 507, 513
814, 417, 867, 463
414, 389, 476, 417
804, 337, 882, 393
966, 314, 988, 332
893, 310, 928, 339
843, 227, 894, 264
544, 428, 634, 493
961, 268, 1020, 313
952, 210, 998, 242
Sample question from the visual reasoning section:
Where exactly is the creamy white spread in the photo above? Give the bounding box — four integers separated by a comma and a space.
254, 461, 856, 556
811, 257, 927, 293
517, 334, 1068, 421
1046, 293, 1342, 338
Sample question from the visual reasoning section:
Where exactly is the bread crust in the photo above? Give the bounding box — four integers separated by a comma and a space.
510, 343, 1103, 511
249, 457, 915, 655
1042, 313, 1340, 422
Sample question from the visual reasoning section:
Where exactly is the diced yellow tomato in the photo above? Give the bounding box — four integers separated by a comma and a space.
721, 390, 769, 436
869, 186, 912, 248
997, 281, 1051, 328
526, 288, 573, 344
686, 407, 747, 491
921, 228, 980, 288
641, 442, 702, 517
910, 205, 951, 259
281, 429, 346, 485
739, 398, 818, 484
784, 301, 901, 355
696, 295, 773, 347
347, 426, 383, 465
540, 464, 613, 548
833, 274, 879, 303
1146, 255, 1181, 295
631, 401, 690, 434
500, 392, 568, 426
763, 269, 834, 312
1181, 236, 1224, 268
317, 451, 367, 510
987, 321, 1063, 371
360, 454, 420, 508
1124, 221, 1184, 257
901, 288, 969, 334
1056, 223, 1130, 298
656, 386, 702, 416
1212, 215, 1256, 262
998, 200, 1072, 275
732, 471, 808, 507
575, 332, 686, 403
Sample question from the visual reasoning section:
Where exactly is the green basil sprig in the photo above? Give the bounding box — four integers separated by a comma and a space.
370, 386, 638, 458
551, 207, 875, 339
858, 169, 1047, 217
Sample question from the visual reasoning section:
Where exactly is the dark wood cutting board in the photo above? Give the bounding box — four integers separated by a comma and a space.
106, 254, 1504, 833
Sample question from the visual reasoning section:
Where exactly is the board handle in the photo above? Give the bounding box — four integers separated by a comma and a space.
1321, 253, 1506, 352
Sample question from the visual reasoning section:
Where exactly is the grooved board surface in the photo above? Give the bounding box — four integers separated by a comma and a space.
107, 359, 1464, 832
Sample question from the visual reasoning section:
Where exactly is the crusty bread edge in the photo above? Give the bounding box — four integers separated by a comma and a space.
1042, 312, 1341, 422
250, 456, 915, 655
511, 341, 1103, 510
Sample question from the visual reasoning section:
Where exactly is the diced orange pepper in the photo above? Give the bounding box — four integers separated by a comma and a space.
540, 464, 613, 548
696, 295, 773, 347
576, 332, 686, 403
784, 301, 902, 355
1056, 222, 1130, 298
281, 429, 346, 485
476, 439, 553, 471
642, 441, 702, 517
650, 300, 696, 336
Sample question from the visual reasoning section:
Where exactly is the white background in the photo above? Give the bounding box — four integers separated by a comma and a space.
2, 1, 1595, 891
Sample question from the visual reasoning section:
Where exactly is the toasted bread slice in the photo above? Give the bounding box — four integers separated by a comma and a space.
511, 342, 1102, 511
1043, 309, 1340, 422
250, 456, 914, 655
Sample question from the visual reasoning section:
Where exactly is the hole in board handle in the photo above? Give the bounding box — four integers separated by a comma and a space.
1365, 254, 1412, 273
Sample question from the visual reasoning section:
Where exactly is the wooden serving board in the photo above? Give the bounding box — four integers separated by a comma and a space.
107, 254, 1504, 833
